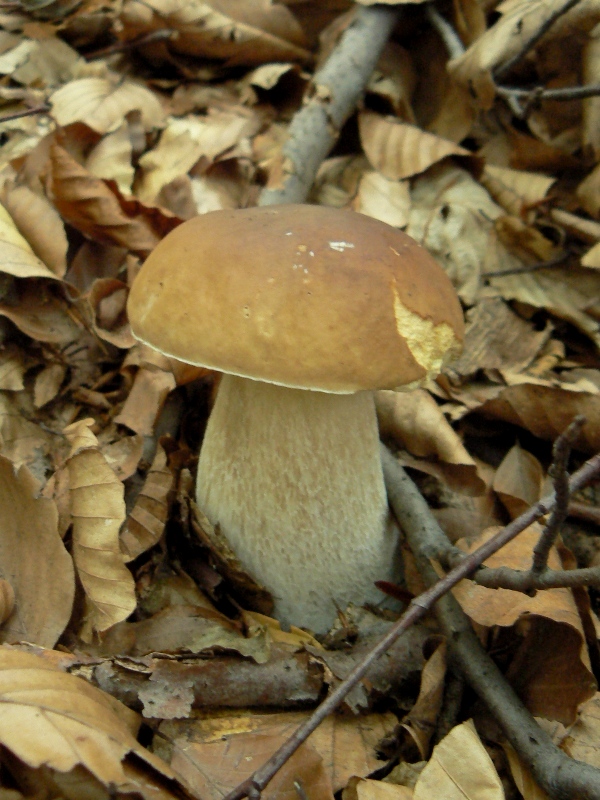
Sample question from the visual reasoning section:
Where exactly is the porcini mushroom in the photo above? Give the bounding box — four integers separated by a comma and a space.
127, 204, 464, 632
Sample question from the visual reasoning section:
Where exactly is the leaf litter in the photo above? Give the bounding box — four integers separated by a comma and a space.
0, 0, 600, 798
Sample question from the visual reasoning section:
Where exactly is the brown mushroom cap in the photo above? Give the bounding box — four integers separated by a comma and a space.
127, 204, 464, 393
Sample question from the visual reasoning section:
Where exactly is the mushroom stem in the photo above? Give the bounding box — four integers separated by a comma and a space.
196, 374, 401, 632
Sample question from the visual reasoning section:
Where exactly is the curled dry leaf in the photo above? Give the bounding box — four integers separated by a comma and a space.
0, 392, 53, 474
86, 123, 135, 196
407, 164, 503, 305
34, 362, 67, 408
413, 720, 504, 800
493, 442, 544, 519
352, 171, 410, 228
121, 442, 174, 561
0, 345, 28, 392
1, 183, 68, 277
64, 418, 136, 639
118, 0, 312, 68
0, 200, 60, 280
375, 389, 485, 495
345, 779, 413, 800
446, 297, 552, 383
136, 111, 260, 204
359, 110, 473, 181
401, 640, 447, 760
476, 380, 600, 452
50, 76, 165, 134
46, 142, 180, 254
0, 281, 80, 345
454, 524, 595, 723
74, 277, 136, 349
114, 365, 176, 435
0, 648, 183, 794
480, 165, 555, 219
0, 455, 74, 648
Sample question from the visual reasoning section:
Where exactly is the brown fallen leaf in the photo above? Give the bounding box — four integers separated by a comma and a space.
359, 110, 474, 181
50, 76, 165, 134
413, 720, 504, 799
375, 389, 485, 495
400, 639, 447, 760
64, 418, 136, 640
0, 647, 187, 798
115, 364, 177, 435
493, 442, 544, 519
118, 0, 312, 68
0, 199, 60, 280
345, 777, 414, 800
1, 182, 68, 277
161, 710, 397, 795
46, 141, 180, 254
454, 524, 595, 723
121, 442, 174, 561
0, 456, 74, 648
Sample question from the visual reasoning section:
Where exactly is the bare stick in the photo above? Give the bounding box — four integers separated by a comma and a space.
0, 104, 50, 123
85, 29, 176, 61
497, 82, 600, 104
258, 5, 401, 206
532, 416, 585, 573
223, 447, 600, 800
481, 252, 569, 278
493, 0, 583, 83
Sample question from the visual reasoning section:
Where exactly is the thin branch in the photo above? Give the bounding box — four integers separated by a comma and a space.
493, 0, 584, 83
481, 252, 569, 278
532, 415, 584, 573
497, 82, 600, 104
568, 500, 600, 526
223, 447, 600, 800
0, 104, 50, 124
84, 29, 177, 60
474, 563, 600, 591
258, 5, 401, 206
425, 4, 465, 60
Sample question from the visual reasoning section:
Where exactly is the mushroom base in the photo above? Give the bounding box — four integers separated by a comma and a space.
196, 374, 401, 633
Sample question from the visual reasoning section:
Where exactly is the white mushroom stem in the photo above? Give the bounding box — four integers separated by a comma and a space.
196, 374, 401, 632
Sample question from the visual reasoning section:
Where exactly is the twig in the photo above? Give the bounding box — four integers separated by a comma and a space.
568, 500, 600, 526
84, 29, 177, 60
223, 447, 600, 800
258, 5, 401, 206
0, 104, 50, 124
497, 82, 600, 104
425, 4, 465, 60
473, 563, 600, 591
385, 447, 600, 800
532, 416, 584, 573
481, 252, 569, 278
493, 0, 584, 83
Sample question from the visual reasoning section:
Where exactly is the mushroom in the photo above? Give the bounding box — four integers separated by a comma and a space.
127, 204, 464, 632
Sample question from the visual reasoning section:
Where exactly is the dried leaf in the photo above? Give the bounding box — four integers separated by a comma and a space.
115, 365, 176, 435
136, 112, 259, 204
446, 297, 551, 382
64, 418, 136, 638
345, 778, 414, 800
352, 171, 410, 227
493, 443, 544, 519
375, 389, 485, 495
401, 641, 446, 759
164, 710, 397, 795
0, 200, 59, 280
86, 123, 135, 196
413, 720, 503, 799
119, 0, 312, 67
121, 443, 174, 561
0, 456, 74, 647
359, 111, 472, 180
50, 76, 165, 134
0, 183, 68, 277
454, 524, 595, 722
46, 142, 179, 253
0, 648, 179, 790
